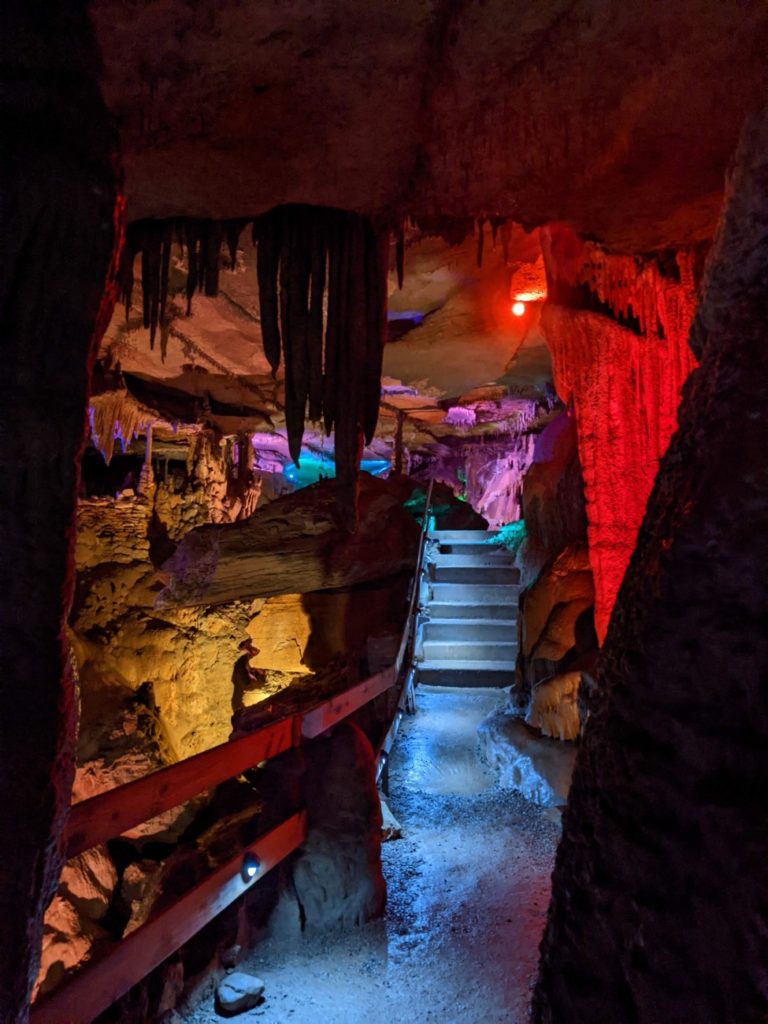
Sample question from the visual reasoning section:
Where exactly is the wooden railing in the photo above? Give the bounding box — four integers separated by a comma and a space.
30, 479, 435, 1024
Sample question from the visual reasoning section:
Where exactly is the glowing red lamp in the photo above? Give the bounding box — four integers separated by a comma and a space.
511, 301, 526, 317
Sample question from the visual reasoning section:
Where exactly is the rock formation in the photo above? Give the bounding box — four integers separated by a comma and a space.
540, 225, 700, 641
532, 97, 768, 1024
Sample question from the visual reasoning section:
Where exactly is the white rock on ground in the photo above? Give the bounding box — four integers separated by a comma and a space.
479, 709, 577, 806
216, 971, 265, 1014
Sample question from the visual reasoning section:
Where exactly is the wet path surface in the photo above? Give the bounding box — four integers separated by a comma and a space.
187, 687, 559, 1024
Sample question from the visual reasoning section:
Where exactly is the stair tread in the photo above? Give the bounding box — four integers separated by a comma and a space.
426, 617, 517, 626
418, 659, 517, 670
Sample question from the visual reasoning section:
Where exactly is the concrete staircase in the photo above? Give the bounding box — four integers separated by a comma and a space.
416, 530, 520, 688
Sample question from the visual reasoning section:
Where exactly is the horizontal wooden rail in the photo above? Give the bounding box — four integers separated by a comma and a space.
301, 667, 395, 738
66, 716, 298, 859
31, 811, 308, 1024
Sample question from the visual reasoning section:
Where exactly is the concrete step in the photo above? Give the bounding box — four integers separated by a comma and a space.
430, 582, 521, 605
422, 640, 518, 662
428, 602, 516, 621
417, 660, 516, 688
424, 619, 516, 642
429, 530, 498, 542
435, 541, 509, 556
430, 552, 517, 568
432, 564, 519, 585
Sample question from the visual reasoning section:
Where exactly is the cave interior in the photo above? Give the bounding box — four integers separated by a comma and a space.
1, 3, 767, 1023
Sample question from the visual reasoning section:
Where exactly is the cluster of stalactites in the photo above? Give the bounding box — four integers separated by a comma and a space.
117, 217, 248, 357
576, 244, 698, 340
397, 215, 513, 281
542, 226, 700, 343
253, 205, 388, 524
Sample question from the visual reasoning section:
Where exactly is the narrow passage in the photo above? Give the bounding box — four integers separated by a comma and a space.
189, 687, 558, 1024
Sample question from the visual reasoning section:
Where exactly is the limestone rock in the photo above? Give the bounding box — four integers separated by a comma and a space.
216, 971, 265, 1015
479, 710, 577, 807
158, 475, 419, 607
34, 894, 111, 999
526, 671, 582, 742
93, 2, 768, 252
59, 846, 117, 921
514, 543, 597, 710
520, 408, 587, 578
271, 722, 385, 937
120, 860, 165, 935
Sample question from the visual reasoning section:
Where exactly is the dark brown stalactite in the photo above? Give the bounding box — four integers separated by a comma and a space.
225, 218, 248, 270
0, 3, 122, 1019
323, 214, 345, 436
363, 225, 389, 445
396, 220, 405, 289
254, 213, 282, 375
307, 217, 326, 422
476, 216, 485, 267
253, 204, 388, 525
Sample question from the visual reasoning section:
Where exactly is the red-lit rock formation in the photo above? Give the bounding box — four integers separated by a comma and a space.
533, 98, 768, 1024
540, 226, 699, 640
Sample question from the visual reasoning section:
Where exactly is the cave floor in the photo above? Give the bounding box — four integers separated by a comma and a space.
185, 686, 558, 1024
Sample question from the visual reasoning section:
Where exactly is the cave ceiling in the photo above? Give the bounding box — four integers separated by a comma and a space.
93, 0, 768, 252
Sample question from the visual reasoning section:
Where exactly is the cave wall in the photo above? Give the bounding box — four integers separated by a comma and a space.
533, 99, 768, 1024
540, 228, 699, 641
0, 4, 122, 1018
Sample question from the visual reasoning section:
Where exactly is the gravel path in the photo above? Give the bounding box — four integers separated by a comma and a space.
185, 687, 558, 1024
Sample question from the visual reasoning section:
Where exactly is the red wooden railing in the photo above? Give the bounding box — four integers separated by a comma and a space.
30, 479, 434, 1024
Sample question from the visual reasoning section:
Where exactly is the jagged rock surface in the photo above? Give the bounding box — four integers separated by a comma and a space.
159, 475, 419, 607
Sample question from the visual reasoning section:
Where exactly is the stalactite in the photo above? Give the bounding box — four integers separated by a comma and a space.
118, 208, 388, 523
395, 221, 405, 290
476, 216, 485, 268
540, 223, 700, 641
252, 205, 389, 526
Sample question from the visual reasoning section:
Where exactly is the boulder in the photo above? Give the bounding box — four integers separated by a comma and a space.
216, 971, 265, 1015
526, 671, 582, 741
158, 474, 419, 607
59, 845, 117, 921
270, 721, 385, 936
34, 894, 111, 999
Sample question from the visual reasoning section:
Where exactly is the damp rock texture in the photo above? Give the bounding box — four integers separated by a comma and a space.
159, 474, 419, 607
0, 6, 121, 1019
532, 101, 768, 1024
271, 722, 386, 936
92, 2, 768, 252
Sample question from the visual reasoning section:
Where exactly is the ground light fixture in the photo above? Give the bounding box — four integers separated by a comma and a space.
242, 852, 261, 881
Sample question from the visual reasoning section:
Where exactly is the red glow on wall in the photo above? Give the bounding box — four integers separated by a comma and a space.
540, 224, 700, 642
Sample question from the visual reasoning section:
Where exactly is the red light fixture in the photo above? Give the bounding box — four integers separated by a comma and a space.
511, 301, 526, 317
